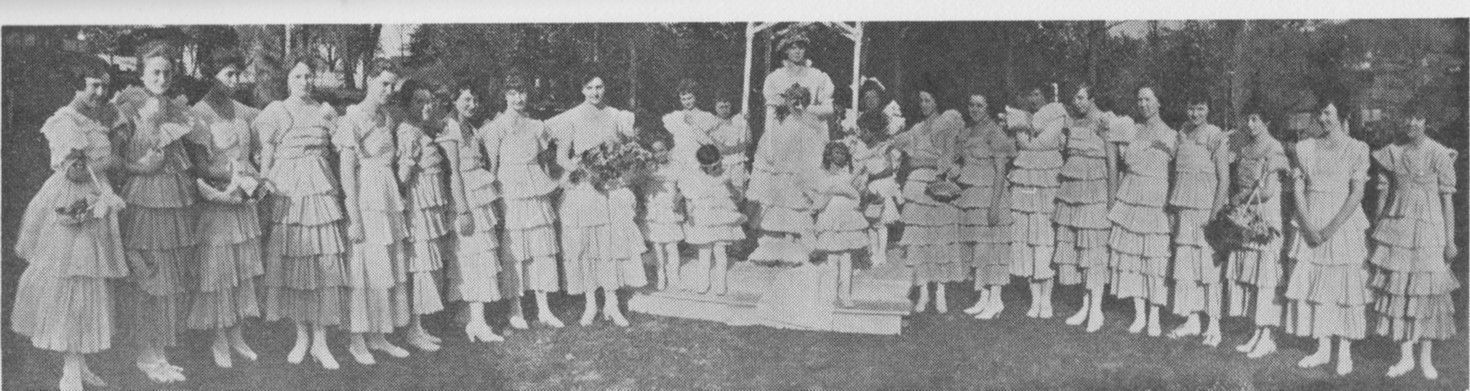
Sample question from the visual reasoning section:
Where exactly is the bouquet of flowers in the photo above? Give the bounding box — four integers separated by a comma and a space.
575, 134, 658, 192
1205, 165, 1280, 251
56, 198, 94, 225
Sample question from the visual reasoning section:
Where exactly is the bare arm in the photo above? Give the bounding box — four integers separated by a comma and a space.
1210, 142, 1231, 215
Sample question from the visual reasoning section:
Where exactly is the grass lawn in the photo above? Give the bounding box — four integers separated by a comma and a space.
2, 274, 1465, 390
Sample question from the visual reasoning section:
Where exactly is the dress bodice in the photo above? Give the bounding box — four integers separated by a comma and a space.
255, 99, 339, 159
44, 104, 120, 172
339, 104, 399, 166
398, 122, 446, 174
1373, 140, 1457, 219
956, 118, 1014, 186
193, 99, 261, 177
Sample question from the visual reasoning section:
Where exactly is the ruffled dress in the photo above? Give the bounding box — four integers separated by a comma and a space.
642, 164, 686, 243
663, 108, 720, 170
897, 110, 966, 283
11, 103, 130, 353
682, 168, 747, 245
1282, 137, 1372, 339
441, 117, 503, 302
548, 103, 649, 294
710, 115, 751, 189
955, 118, 1015, 287
1053, 113, 1111, 291
812, 172, 869, 252
255, 99, 348, 326
1107, 117, 1175, 305
1169, 124, 1227, 316
188, 98, 264, 329
1007, 104, 1066, 280
398, 122, 449, 315
1223, 133, 1288, 327
117, 92, 199, 348
337, 104, 410, 333
747, 111, 826, 264
484, 111, 561, 293
1368, 140, 1459, 341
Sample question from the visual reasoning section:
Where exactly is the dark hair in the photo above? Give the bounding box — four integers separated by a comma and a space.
204, 50, 247, 80
1185, 95, 1210, 107
859, 78, 888, 111
69, 63, 110, 91
675, 78, 699, 97
502, 72, 529, 94
1136, 84, 1163, 103
365, 57, 402, 79
453, 78, 480, 100
696, 144, 721, 166
396, 78, 439, 113
1061, 81, 1093, 104
577, 65, 606, 88
822, 141, 852, 170
284, 53, 324, 73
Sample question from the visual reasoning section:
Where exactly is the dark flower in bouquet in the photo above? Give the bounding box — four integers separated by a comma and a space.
55, 198, 95, 225
575, 134, 658, 193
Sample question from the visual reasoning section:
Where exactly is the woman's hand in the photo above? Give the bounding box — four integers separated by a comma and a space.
456, 212, 475, 234
1150, 139, 1172, 154
347, 221, 365, 243
134, 148, 166, 173
1445, 242, 1459, 260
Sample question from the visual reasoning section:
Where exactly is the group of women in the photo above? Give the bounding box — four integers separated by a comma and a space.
7, 31, 1460, 391
831, 77, 1458, 380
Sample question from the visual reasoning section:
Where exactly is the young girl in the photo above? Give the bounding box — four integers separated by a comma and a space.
1167, 97, 1231, 346
484, 73, 564, 328
116, 49, 200, 383
811, 142, 869, 307
1283, 102, 1371, 376
442, 81, 509, 341
1368, 111, 1459, 379
1109, 86, 1176, 337
710, 96, 751, 192
189, 52, 264, 368
894, 89, 965, 314
255, 55, 349, 369
683, 144, 749, 295
396, 80, 453, 352
1007, 84, 1066, 319
1052, 84, 1112, 331
337, 59, 413, 365
956, 93, 1016, 320
861, 101, 906, 265
1223, 111, 1288, 358
11, 66, 128, 391
641, 132, 686, 291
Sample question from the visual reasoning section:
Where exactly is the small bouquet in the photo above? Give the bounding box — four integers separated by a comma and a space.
1204, 168, 1280, 251
575, 135, 658, 193
55, 198, 95, 225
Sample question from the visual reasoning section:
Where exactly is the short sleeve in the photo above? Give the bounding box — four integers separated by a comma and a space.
396, 124, 421, 163
1350, 142, 1370, 182
251, 103, 284, 146
331, 111, 360, 152
438, 119, 466, 145
41, 113, 85, 169
1437, 146, 1458, 194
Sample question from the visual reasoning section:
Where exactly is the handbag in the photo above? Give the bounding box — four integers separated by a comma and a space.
1205, 159, 1281, 251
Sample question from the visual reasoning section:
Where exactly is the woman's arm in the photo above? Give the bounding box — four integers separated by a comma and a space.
1210, 139, 1231, 215
440, 137, 473, 232
335, 120, 365, 242
1317, 175, 1365, 242
1104, 139, 1119, 205
1287, 156, 1319, 245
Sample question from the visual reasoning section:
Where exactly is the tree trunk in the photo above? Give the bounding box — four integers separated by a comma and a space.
628, 25, 640, 110
1229, 20, 1253, 127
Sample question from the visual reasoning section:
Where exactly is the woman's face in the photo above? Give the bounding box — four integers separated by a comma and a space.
411, 89, 442, 123
679, 92, 697, 111
1068, 88, 1093, 116
1136, 87, 1160, 120
1404, 117, 1427, 140
504, 89, 527, 113
213, 64, 242, 94
1246, 114, 1268, 137
1187, 103, 1210, 126
453, 89, 478, 119
1316, 103, 1341, 135
80, 74, 112, 107
366, 70, 400, 104
582, 77, 605, 106
784, 45, 806, 64
967, 95, 988, 122
715, 101, 734, 119
287, 62, 315, 99
862, 90, 882, 112
141, 57, 173, 95
919, 91, 937, 117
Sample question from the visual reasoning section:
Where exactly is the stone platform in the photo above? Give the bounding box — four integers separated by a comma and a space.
629, 252, 914, 335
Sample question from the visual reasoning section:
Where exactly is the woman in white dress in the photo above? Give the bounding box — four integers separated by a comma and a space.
550, 72, 648, 327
